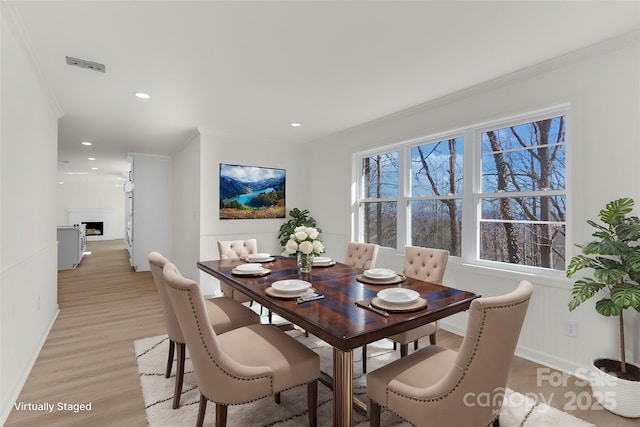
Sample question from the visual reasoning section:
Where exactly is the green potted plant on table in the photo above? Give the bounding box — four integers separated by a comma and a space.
277, 208, 321, 248
278, 208, 324, 273
566, 197, 640, 417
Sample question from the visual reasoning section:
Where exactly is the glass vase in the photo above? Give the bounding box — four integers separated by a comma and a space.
297, 253, 314, 273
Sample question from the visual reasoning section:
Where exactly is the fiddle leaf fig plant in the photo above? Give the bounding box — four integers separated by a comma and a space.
566, 197, 640, 375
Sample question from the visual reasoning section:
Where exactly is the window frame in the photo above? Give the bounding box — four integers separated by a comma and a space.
355, 105, 570, 276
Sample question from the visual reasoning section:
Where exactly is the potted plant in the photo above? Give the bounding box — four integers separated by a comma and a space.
566, 197, 640, 417
277, 208, 321, 248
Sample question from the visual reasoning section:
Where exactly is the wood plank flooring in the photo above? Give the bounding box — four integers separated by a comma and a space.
5, 239, 638, 426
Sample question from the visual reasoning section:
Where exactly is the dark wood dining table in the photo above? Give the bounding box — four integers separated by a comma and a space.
197, 257, 479, 427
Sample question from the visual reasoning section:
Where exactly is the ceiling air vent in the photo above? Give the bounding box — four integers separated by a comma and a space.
65, 56, 106, 73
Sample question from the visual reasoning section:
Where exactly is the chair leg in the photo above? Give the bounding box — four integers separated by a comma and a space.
165, 339, 175, 378
493, 416, 500, 427
196, 394, 207, 427
429, 332, 437, 345
308, 380, 318, 427
173, 343, 185, 409
414, 339, 418, 351
369, 400, 381, 427
362, 345, 367, 373
274, 392, 281, 404
400, 343, 408, 357
215, 403, 228, 427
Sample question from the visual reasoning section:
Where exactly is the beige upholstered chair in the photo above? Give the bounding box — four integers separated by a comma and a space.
361, 246, 448, 373
217, 239, 258, 303
162, 262, 320, 427
148, 252, 259, 409
367, 280, 534, 427
390, 246, 449, 355
343, 242, 380, 371
344, 242, 379, 269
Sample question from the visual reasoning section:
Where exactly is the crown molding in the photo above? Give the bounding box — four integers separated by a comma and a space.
310, 30, 640, 146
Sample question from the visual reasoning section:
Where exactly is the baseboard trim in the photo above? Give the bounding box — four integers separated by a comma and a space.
1, 307, 59, 425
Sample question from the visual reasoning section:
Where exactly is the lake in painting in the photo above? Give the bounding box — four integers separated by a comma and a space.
219, 163, 286, 219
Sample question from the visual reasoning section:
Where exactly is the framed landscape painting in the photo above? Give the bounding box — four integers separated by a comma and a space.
219, 163, 286, 219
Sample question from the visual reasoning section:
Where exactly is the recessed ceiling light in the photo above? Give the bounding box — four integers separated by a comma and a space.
291, 122, 302, 127
135, 92, 150, 99
82, 141, 92, 146
91, 167, 98, 170
88, 157, 96, 161
58, 181, 64, 185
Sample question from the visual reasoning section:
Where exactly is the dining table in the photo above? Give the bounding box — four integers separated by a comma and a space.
197, 256, 479, 427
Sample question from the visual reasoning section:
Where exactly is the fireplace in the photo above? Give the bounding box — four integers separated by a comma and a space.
67, 209, 115, 240
82, 221, 104, 236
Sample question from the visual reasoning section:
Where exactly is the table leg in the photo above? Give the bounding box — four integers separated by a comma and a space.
333, 347, 353, 427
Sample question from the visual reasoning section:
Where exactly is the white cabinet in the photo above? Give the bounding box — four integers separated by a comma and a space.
57, 225, 86, 270
125, 153, 171, 272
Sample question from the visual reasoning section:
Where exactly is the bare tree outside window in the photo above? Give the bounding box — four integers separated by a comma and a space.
410, 138, 463, 255
480, 116, 566, 270
356, 109, 567, 271
362, 152, 398, 248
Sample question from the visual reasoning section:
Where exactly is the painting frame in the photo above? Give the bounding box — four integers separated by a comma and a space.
219, 163, 286, 220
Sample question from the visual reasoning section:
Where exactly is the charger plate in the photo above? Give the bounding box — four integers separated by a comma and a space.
265, 287, 316, 300
371, 296, 427, 312
356, 274, 406, 285
231, 268, 271, 277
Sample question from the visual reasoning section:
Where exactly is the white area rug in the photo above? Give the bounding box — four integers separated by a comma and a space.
134, 332, 594, 427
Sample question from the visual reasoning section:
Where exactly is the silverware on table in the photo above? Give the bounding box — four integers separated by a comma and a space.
355, 300, 389, 317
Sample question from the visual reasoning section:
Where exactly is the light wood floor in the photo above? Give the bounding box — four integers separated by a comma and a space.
5, 240, 638, 426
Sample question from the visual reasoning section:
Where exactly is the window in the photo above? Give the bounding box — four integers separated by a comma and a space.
360, 152, 399, 249
356, 109, 567, 272
479, 116, 566, 269
409, 138, 463, 256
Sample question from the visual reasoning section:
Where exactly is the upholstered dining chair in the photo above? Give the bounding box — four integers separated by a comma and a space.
217, 239, 258, 303
390, 247, 449, 354
343, 242, 379, 269
162, 262, 320, 427
343, 242, 380, 370
367, 280, 534, 427
148, 252, 260, 409
361, 246, 448, 373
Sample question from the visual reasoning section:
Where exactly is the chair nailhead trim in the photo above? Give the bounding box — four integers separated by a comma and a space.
170, 284, 274, 403
387, 297, 531, 405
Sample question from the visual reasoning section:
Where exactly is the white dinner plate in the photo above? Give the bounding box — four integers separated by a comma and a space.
234, 263, 263, 273
247, 253, 271, 261
313, 257, 333, 265
364, 268, 397, 280
376, 288, 420, 306
271, 279, 312, 294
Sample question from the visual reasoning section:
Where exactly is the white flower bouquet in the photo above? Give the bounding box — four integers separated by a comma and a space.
282, 226, 325, 256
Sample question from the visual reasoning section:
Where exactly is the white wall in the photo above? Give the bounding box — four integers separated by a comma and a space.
171, 131, 201, 281
56, 177, 126, 239
1, 5, 60, 423
197, 129, 308, 295
129, 153, 172, 272
306, 33, 640, 375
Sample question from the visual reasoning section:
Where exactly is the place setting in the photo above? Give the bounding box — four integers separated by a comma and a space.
231, 262, 271, 277
245, 252, 276, 262
312, 256, 336, 267
356, 267, 406, 285
356, 287, 427, 314
265, 279, 319, 300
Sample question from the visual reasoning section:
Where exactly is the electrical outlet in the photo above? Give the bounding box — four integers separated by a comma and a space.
565, 320, 578, 337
